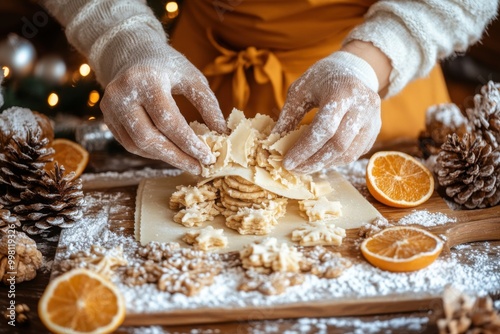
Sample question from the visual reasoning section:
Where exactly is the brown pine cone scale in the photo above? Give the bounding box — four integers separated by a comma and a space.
436, 133, 500, 209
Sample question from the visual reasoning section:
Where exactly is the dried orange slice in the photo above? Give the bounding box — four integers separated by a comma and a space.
360, 226, 443, 272
366, 151, 434, 208
46, 138, 89, 178
38, 268, 125, 334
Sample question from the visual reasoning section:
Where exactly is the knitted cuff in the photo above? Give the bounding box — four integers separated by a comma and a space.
344, 11, 422, 98
344, 0, 498, 98
43, 0, 167, 86
328, 51, 379, 93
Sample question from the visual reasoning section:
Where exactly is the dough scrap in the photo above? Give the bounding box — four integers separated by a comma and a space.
199, 132, 231, 177
225, 206, 279, 235
240, 237, 303, 273
300, 246, 353, 278
292, 221, 346, 246
170, 109, 340, 239
192, 108, 332, 200
238, 270, 304, 296
169, 184, 218, 210
298, 197, 342, 222
173, 201, 219, 227
182, 226, 228, 251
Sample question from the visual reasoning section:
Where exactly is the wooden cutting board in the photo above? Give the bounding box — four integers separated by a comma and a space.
53, 174, 500, 327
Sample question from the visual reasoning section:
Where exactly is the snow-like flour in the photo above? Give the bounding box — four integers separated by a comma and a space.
52, 159, 500, 333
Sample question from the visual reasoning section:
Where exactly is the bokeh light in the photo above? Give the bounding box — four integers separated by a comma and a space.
48, 92, 59, 107
2, 66, 10, 78
166, 1, 179, 18
88, 90, 100, 107
79, 63, 91, 77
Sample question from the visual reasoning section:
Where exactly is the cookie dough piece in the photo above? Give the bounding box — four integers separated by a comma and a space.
182, 226, 228, 251
173, 201, 219, 227
169, 184, 218, 210
300, 246, 353, 278
223, 175, 262, 192
221, 178, 273, 200
292, 221, 346, 246
238, 270, 304, 296
226, 206, 278, 235
240, 237, 303, 273
298, 197, 342, 222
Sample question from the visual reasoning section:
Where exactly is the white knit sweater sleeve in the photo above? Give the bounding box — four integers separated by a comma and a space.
40, 0, 167, 86
344, 0, 499, 97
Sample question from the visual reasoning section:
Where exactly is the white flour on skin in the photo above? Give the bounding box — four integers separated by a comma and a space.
54, 162, 500, 316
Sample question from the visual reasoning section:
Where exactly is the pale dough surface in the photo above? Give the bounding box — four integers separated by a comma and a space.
135, 171, 382, 253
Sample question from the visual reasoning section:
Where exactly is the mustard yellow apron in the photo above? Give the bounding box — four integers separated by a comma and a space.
170, 0, 450, 141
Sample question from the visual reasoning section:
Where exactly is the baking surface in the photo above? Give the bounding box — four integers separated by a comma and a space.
135, 171, 382, 252
7, 136, 498, 333
48, 168, 500, 327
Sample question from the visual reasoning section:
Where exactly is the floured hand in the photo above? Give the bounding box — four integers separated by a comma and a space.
273, 51, 382, 173
101, 47, 227, 175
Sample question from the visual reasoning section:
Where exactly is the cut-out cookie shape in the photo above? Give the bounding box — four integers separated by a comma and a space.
298, 197, 342, 222
182, 226, 228, 251
292, 221, 346, 246
240, 237, 303, 273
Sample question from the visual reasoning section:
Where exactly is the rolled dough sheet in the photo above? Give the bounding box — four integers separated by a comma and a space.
135, 171, 382, 253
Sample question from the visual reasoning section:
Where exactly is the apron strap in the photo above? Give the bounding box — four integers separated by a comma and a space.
203, 30, 285, 110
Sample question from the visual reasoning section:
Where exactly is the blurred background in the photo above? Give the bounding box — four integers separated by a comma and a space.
0, 0, 499, 157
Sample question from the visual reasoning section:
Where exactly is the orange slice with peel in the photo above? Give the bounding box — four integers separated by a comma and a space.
366, 151, 434, 208
38, 268, 125, 334
45, 138, 89, 178
360, 226, 443, 272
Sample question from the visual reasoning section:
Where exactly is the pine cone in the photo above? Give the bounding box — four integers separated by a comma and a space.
0, 132, 54, 208
419, 103, 469, 158
0, 206, 20, 233
466, 81, 500, 148
0, 230, 42, 284
0, 107, 54, 148
0, 108, 54, 210
14, 164, 84, 235
436, 133, 500, 209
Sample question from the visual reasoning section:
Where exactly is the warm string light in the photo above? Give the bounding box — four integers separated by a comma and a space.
79, 63, 91, 77
47, 92, 59, 107
2, 66, 10, 78
87, 90, 100, 107
166, 1, 179, 18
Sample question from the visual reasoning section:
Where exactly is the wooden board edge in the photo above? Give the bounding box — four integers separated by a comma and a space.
122, 295, 442, 327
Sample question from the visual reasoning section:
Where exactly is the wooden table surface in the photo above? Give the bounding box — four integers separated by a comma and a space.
1, 144, 499, 334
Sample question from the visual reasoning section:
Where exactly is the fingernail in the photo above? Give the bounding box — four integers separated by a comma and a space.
201, 153, 216, 165
188, 164, 202, 175
283, 158, 297, 171
293, 166, 310, 174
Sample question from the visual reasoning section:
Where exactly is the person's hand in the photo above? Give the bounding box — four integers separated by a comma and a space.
101, 47, 228, 175
272, 51, 382, 173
